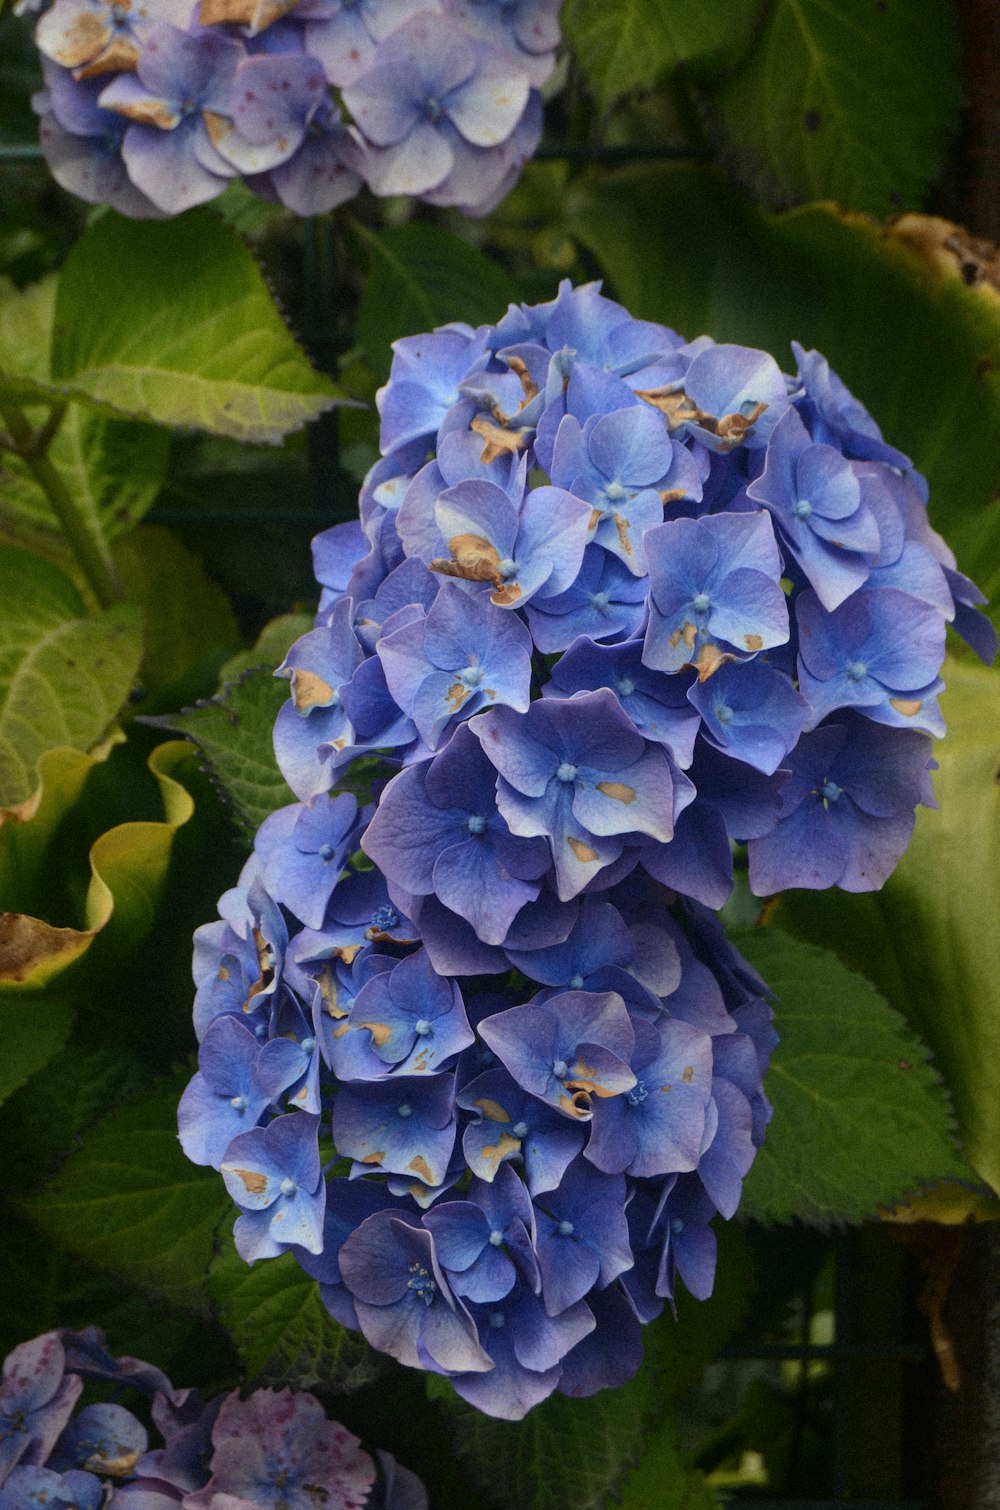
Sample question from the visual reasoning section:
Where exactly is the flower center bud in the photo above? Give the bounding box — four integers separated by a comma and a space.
616, 677, 635, 697
591, 591, 610, 610
605, 481, 627, 502
397, 1103, 413, 1118
414, 1019, 432, 1037
407, 1263, 436, 1305
715, 703, 734, 725
692, 592, 711, 613
489, 1229, 504, 1247
822, 779, 842, 803
424, 96, 442, 123
569, 974, 584, 989
279, 1177, 297, 1196
626, 1080, 648, 1106
552, 1058, 569, 1079
555, 762, 577, 783
230, 1094, 248, 1111
489, 1311, 505, 1329
318, 844, 336, 862
512, 1121, 529, 1138
794, 498, 813, 519
498, 557, 517, 579
467, 815, 487, 835
847, 660, 868, 682
370, 904, 399, 931
558, 1220, 574, 1237
459, 665, 484, 688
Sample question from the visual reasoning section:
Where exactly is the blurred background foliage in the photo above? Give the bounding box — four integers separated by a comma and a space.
1, 0, 999, 1503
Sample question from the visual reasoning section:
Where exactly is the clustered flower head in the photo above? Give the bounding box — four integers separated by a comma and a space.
27, 0, 558, 217
0, 1326, 427, 1507
180, 280, 994, 1420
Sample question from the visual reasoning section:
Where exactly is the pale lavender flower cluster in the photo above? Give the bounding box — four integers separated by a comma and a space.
179, 280, 992, 1419
0, 1327, 426, 1508
28, 0, 558, 217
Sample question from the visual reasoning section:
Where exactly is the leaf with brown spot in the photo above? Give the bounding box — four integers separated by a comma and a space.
0, 735, 217, 1113
0, 912, 94, 987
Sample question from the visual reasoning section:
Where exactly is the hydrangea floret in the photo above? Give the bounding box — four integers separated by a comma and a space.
27, 0, 560, 216
0, 1327, 426, 1508
179, 281, 995, 1421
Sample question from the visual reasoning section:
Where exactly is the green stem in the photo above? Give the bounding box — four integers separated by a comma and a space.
0, 400, 124, 608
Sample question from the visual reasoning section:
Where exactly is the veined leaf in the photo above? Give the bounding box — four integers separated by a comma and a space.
147, 668, 294, 839
775, 658, 1000, 1197
706, 0, 961, 215
0, 274, 55, 403
50, 211, 346, 444
0, 546, 142, 809
355, 222, 519, 383
732, 929, 967, 1225
208, 1240, 380, 1392
563, 0, 763, 113
24, 1067, 230, 1313
0, 277, 169, 571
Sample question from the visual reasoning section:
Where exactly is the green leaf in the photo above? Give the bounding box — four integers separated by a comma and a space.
218, 611, 313, 684
50, 211, 345, 443
440, 1373, 658, 1510
208, 1240, 381, 1392
0, 547, 142, 809
0, 276, 170, 571
0, 409, 170, 567
566, 166, 1000, 607
24, 1067, 230, 1313
114, 525, 241, 713
355, 223, 519, 382
0, 996, 74, 1105
0, 1030, 145, 1188
775, 658, 1000, 1197
563, 0, 763, 112
147, 668, 294, 839
706, 0, 962, 215
732, 929, 967, 1225
0, 740, 198, 997
618, 1415, 719, 1510
0, 274, 57, 405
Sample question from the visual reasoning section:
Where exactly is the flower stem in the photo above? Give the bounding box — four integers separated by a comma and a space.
0, 399, 124, 608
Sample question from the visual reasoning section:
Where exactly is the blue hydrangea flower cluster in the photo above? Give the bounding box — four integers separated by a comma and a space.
27, 0, 558, 217
180, 280, 993, 1420
0, 1327, 426, 1508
